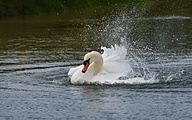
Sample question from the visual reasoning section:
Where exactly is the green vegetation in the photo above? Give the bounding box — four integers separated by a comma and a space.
0, 0, 154, 18
0, 0, 64, 18
0, 0, 191, 18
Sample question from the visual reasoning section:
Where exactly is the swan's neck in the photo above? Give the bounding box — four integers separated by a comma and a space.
91, 59, 103, 75
83, 51, 103, 75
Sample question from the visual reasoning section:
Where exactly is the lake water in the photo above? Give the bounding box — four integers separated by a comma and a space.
0, 6, 192, 120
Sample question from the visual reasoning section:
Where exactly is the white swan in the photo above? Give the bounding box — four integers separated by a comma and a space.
68, 45, 137, 84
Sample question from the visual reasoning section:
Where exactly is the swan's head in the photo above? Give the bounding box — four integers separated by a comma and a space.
82, 51, 103, 74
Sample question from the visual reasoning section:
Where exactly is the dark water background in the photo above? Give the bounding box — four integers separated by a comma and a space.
0, 3, 192, 120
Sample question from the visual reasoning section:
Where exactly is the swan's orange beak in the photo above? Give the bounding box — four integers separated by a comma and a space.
82, 59, 90, 73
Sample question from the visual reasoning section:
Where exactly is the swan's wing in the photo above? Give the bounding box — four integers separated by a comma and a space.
103, 62, 129, 74
99, 45, 134, 82
101, 44, 127, 63
91, 64, 135, 83
91, 71, 124, 83
68, 65, 83, 77
90, 61, 133, 83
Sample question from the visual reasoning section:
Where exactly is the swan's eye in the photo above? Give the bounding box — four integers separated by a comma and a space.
83, 58, 90, 65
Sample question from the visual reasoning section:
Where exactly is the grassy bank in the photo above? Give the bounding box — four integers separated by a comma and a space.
0, 0, 191, 18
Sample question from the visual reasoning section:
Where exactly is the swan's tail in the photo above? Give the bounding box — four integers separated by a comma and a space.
101, 44, 127, 63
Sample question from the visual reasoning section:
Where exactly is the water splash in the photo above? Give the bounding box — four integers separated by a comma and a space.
82, 4, 192, 85
81, 7, 157, 84
85, 7, 146, 48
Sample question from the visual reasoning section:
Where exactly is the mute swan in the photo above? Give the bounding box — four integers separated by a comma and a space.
68, 45, 136, 84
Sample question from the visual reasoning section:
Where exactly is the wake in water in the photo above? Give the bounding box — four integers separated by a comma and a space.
68, 44, 156, 85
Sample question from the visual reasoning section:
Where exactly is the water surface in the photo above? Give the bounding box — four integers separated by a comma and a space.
0, 6, 192, 120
